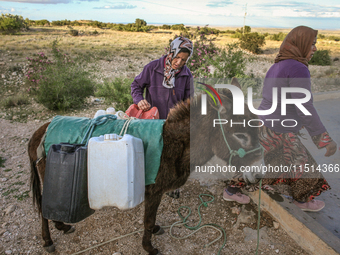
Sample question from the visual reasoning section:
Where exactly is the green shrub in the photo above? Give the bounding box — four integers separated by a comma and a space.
236, 26, 251, 34
221, 30, 236, 34
87, 20, 104, 28
0, 14, 28, 33
0, 156, 6, 167
36, 40, 96, 111
309, 50, 332, 66
171, 24, 187, 31
2, 94, 29, 108
211, 43, 246, 78
69, 29, 79, 36
27, 19, 50, 26
161, 24, 171, 30
239, 32, 265, 54
51, 19, 71, 26
95, 78, 134, 111
269, 32, 287, 41
109, 18, 151, 32
237, 76, 263, 96
25, 52, 52, 90
318, 34, 325, 39
328, 36, 340, 41
231, 32, 242, 39
194, 26, 220, 36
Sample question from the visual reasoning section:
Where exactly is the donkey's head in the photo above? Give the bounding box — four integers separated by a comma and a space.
191, 78, 265, 183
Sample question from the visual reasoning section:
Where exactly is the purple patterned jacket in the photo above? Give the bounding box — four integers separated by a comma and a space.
131, 55, 193, 119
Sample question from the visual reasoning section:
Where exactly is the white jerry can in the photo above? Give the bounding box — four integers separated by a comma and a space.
88, 134, 145, 210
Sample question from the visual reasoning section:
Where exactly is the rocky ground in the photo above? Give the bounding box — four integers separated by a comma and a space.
1, 45, 339, 254
0, 116, 309, 255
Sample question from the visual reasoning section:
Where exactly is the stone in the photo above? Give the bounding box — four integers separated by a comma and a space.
1, 74, 5, 78
138, 220, 143, 225
243, 226, 269, 245
234, 205, 255, 228
5, 250, 12, 255
275, 249, 279, 253
12, 72, 17, 76
273, 221, 280, 229
231, 206, 241, 215
4, 205, 16, 215
1, 178, 8, 182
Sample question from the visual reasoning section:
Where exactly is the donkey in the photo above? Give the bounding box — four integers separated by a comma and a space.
28, 79, 264, 255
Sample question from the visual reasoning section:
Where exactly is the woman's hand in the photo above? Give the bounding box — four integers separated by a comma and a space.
138, 99, 151, 111
324, 141, 337, 157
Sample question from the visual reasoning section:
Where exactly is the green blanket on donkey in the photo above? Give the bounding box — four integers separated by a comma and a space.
44, 115, 165, 185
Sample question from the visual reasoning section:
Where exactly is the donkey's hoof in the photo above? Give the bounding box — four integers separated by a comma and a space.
153, 226, 164, 235
65, 226, 75, 234
148, 248, 161, 255
166, 189, 180, 199
44, 244, 55, 253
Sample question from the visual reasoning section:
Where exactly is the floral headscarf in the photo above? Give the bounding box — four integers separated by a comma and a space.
275, 26, 318, 67
163, 37, 193, 89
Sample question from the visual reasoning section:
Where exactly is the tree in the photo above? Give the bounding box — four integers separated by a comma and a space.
239, 32, 265, 54
236, 25, 251, 34
135, 18, 147, 27
0, 14, 28, 32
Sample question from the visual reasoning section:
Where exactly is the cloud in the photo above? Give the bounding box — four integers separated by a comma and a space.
206, 0, 233, 8
0, 0, 98, 4
254, 1, 340, 17
93, 2, 136, 9
0, 7, 11, 12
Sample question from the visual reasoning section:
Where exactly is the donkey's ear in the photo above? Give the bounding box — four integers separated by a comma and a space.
207, 95, 219, 111
231, 77, 242, 89
207, 94, 232, 116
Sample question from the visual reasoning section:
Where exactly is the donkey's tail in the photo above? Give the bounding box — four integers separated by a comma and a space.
28, 122, 50, 214
30, 158, 42, 214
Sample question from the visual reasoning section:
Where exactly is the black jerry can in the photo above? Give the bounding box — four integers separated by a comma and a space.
42, 143, 95, 223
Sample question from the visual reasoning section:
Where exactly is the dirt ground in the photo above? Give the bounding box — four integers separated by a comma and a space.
2, 30, 338, 254
0, 107, 310, 255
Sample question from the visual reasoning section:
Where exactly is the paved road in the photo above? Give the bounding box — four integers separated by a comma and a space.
300, 97, 340, 238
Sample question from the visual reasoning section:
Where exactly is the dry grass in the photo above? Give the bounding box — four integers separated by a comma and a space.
0, 26, 176, 62
1, 25, 340, 62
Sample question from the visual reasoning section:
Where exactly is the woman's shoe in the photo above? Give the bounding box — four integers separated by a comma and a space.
293, 199, 325, 212
223, 189, 250, 204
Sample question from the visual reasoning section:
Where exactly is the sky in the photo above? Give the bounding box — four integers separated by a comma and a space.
1, 0, 340, 30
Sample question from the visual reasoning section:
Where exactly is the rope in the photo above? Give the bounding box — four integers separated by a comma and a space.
80, 113, 138, 145
216, 110, 264, 254
255, 179, 262, 255
119, 118, 135, 136
70, 194, 227, 255
169, 194, 227, 254
81, 114, 117, 146
217, 110, 263, 165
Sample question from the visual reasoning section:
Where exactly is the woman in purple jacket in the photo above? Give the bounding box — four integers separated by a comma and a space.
224, 26, 337, 212
131, 37, 194, 119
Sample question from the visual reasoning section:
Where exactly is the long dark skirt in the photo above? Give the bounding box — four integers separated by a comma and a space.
228, 126, 330, 202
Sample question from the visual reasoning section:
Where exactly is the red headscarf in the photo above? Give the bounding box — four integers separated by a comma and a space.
275, 26, 318, 67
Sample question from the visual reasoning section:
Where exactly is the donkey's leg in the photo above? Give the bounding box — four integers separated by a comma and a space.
41, 216, 55, 253
142, 190, 163, 255
54, 221, 75, 234
166, 189, 180, 199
